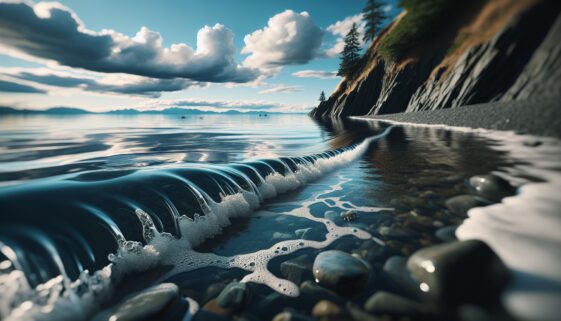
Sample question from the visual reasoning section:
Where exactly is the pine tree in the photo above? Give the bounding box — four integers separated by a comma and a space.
319, 91, 326, 103
362, 0, 386, 43
337, 23, 361, 78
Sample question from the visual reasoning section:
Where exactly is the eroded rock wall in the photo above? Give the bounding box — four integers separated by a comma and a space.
310, 1, 561, 119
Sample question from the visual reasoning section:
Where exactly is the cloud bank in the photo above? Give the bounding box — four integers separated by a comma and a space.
1, 68, 201, 98
144, 98, 283, 111
0, 79, 45, 93
0, 1, 257, 82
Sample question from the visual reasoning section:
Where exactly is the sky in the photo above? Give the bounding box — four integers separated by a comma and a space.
0, 0, 400, 113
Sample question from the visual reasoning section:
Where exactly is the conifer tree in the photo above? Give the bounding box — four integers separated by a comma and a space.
319, 91, 326, 103
337, 23, 361, 78
362, 0, 386, 43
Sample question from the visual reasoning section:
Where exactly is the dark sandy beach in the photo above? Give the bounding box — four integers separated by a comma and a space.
360, 95, 561, 139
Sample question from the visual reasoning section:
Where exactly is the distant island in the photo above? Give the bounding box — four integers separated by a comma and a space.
0, 106, 289, 116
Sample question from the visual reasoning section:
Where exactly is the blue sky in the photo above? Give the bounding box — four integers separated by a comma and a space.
0, 0, 400, 112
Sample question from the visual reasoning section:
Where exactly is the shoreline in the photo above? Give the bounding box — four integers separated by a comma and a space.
357, 110, 561, 321
356, 95, 561, 139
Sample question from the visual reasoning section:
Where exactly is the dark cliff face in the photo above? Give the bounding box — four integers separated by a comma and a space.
310, 0, 561, 119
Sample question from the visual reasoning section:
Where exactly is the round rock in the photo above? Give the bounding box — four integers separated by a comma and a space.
468, 174, 516, 202
92, 283, 179, 321
216, 281, 247, 309
313, 250, 371, 296
435, 225, 458, 242
445, 195, 489, 217
407, 240, 510, 305
312, 300, 343, 319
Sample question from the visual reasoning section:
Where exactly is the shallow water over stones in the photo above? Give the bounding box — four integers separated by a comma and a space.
1, 115, 558, 321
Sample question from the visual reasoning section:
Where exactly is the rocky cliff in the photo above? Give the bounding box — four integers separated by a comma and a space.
311, 0, 561, 119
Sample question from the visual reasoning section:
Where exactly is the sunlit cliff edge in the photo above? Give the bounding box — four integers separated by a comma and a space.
310, 0, 561, 118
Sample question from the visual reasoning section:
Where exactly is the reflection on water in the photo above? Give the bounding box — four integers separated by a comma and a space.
0, 114, 327, 184
0, 114, 556, 321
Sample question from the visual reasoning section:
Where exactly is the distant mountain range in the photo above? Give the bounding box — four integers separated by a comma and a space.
0, 106, 290, 115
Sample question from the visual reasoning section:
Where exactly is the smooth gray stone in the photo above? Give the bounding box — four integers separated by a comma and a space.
407, 240, 510, 305
347, 303, 380, 321
311, 300, 344, 319
435, 225, 458, 242
382, 256, 422, 300
299, 280, 345, 305
313, 250, 371, 296
216, 281, 247, 309
445, 195, 488, 217
468, 175, 516, 202
364, 291, 437, 318
378, 226, 414, 240
280, 254, 313, 284
92, 283, 179, 321
272, 311, 314, 321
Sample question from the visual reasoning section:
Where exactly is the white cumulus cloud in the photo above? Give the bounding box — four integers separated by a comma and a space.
241, 10, 324, 74
325, 14, 366, 58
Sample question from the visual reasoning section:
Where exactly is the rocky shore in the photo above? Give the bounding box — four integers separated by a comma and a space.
91, 170, 521, 321
358, 94, 561, 139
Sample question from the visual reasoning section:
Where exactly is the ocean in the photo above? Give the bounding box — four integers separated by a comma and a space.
0, 114, 559, 321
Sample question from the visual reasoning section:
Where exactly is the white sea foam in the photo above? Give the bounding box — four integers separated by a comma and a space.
0, 127, 393, 321
355, 117, 561, 321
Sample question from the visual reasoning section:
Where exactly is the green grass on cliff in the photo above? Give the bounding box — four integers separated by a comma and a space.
379, 0, 460, 62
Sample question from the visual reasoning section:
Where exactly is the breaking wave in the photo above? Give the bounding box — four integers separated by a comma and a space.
0, 126, 394, 321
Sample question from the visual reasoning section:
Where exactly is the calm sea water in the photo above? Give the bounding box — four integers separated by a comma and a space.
0, 114, 559, 321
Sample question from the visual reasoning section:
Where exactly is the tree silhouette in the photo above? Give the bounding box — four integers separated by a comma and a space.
337, 23, 361, 78
319, 91, 326, 103
362, 0, 386, 43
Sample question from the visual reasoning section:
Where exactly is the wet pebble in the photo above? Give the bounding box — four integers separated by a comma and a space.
378, 226, 414, 240
216, 281, 247, 309
280, 254, 313, 284
468, 174, 516, 202
407, 240, 510, 305
313, 250, 371, 296
340, 210, 358, 222
435, 225, 458, 242
92, 283, 180, 321
312, 300, 344, 320
201, 298, 232, 318
300, 280, 345, 305
272, 311, 314, 321
381, 256, 421, 299
353, 240, 393, 264
347, 303, 379, 321
445, 195, 489, 217
364, 291, 439, 318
